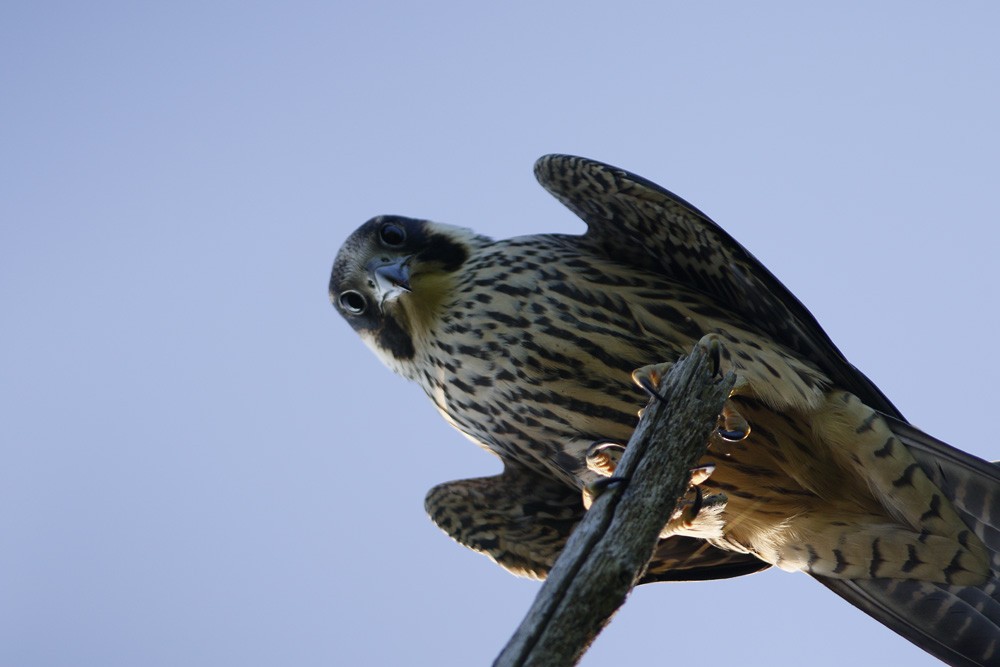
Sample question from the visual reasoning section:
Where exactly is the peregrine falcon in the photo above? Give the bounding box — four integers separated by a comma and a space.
328, 155, 1000, 666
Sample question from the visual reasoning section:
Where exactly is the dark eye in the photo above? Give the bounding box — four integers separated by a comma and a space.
339, 290, 367, 314
379, 222, 406, 247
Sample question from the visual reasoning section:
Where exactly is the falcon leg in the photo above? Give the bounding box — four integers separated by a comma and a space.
768, 511, 990, 585
640, 337, 992, 584
658, 486, 729, 539
819, 392, 988, 548
765, 392, 991, 584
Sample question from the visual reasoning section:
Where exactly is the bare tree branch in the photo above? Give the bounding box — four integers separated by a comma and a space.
494, 345, 734, 667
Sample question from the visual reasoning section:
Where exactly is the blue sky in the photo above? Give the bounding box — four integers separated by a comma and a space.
3, 3, 998, 665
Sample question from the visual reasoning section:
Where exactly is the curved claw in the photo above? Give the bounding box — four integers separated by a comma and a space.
689, 464, 716, 486
685, 486, 704, 524
586, 476, 629, 498
585, 441, 626, 476
636, 376, 668, 405
631, 364, 673, 405
718, 402, 751, 442
701, 336, 723, 378
717, 427, 749, 442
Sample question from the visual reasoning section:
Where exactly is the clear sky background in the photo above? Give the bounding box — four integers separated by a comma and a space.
3, 3, 998, 666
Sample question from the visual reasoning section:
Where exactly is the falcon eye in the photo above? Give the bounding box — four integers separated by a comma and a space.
339, 290, 367, 315
378, 222, 406, 248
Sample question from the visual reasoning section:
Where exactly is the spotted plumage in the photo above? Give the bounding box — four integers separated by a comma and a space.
329, 155, 1000, 666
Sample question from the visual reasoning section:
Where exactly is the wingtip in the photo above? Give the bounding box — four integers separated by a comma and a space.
533, 153, 574, 185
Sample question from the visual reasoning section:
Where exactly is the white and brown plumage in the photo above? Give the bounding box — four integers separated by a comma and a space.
329, 155, 1000, 666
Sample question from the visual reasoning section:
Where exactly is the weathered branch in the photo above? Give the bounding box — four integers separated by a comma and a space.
494, 346, 735, 667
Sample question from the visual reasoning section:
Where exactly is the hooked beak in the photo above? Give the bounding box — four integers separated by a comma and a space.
368, 256, 412, 308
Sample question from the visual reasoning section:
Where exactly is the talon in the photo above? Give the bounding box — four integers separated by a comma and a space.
586, 476, 628, 498
687, 486, 704, 524
689, 464, 715, 486
673, 487, 705, 529
660, 489, 728, 538
583, 474, 629, 509
639, 378, 668, 405
632, 368, 660, 388
700, 335, 723, 378
631, 363, 673, 404
585, 441, 626, 476
717, 427, 748, 442
717, 402, 751, 442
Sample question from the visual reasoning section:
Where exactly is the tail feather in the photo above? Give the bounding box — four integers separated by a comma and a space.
890, 417, 1000, 546
817, 417, 1000, 666
817, 577, 1000, 667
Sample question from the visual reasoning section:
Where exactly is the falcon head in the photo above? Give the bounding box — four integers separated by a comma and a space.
329, 215, 486, 369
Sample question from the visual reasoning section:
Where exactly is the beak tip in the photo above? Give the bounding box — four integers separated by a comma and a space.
371, 258, 413, 302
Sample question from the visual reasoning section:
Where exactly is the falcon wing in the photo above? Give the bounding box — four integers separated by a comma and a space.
425, 461, 768, 581
642, 537, 770, 583
534, 155, 1000, 663
534, 154, 902, 420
